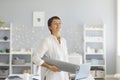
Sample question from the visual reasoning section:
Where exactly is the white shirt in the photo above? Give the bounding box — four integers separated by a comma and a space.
33, 35, 69, 80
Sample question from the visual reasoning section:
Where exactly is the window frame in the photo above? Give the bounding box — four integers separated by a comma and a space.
117, 0, 120, 56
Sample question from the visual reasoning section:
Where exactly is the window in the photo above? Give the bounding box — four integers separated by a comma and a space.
117, 0, 120, 56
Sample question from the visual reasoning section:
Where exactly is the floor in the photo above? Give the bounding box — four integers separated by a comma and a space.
71, 77, 119, 80
0, 78, 119, 80
96, 78, 118, 80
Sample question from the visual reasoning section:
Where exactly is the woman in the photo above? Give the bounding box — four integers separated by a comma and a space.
33, 16, 69, 80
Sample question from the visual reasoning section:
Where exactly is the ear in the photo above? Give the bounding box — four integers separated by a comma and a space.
49, 26, 52, 30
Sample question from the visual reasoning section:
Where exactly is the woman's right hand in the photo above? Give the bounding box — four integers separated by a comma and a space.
41, 63, 61, 72
48, 65, 61, 72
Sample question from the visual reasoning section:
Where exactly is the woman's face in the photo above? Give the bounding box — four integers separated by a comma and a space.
49, 19, 62, 34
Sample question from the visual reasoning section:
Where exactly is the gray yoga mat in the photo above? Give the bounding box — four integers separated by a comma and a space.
42, 56, 79, 73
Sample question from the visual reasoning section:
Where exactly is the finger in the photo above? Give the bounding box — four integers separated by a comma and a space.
55, 68, 61, 72
53, 67, 60, 72
53, 66, 60, 70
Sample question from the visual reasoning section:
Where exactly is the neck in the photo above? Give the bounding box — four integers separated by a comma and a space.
52, 32, 60, 38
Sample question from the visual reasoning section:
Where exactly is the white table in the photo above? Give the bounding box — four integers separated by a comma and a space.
5, 74, 40, 80
114, 74, 120, 80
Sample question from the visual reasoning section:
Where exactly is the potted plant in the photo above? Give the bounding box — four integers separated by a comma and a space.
0, 19, 5, 27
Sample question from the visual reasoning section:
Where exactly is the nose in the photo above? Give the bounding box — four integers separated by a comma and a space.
57, 23, 61, 26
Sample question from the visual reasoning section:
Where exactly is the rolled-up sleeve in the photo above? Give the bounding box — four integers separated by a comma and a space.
32, 38, 48, 66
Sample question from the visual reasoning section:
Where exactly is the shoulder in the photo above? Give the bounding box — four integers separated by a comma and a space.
43, 35, 53, 43
44, 35, 53, 40
61, 37, 67, 43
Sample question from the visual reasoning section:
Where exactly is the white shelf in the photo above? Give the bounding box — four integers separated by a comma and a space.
11, 51, 32, 74
91, 65, 105, 67
86, 53, 104, 55
0, 40, 10, 42
0, 28, 10, 30
0, 75, 7, 78
0, 23, 33, 77
12, 64, 31, 67
0, 23, 11, 78
85, 28, 103, 31
0, 53, 10, 55
11, 53, 32, 55
84, 37, 104, 42
85, 40, 103, 43
0, 64, 9, 66
11, 51, 32, 54
83, 24, 106, 79
94, 77, 105, 78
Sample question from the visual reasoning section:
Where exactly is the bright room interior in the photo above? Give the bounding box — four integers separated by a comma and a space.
0, 0, 119, 80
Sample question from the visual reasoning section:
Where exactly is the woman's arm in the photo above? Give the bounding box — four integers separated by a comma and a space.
41, 62, 60, 72
33, 38, 61, 72
32, 38, 49, 66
